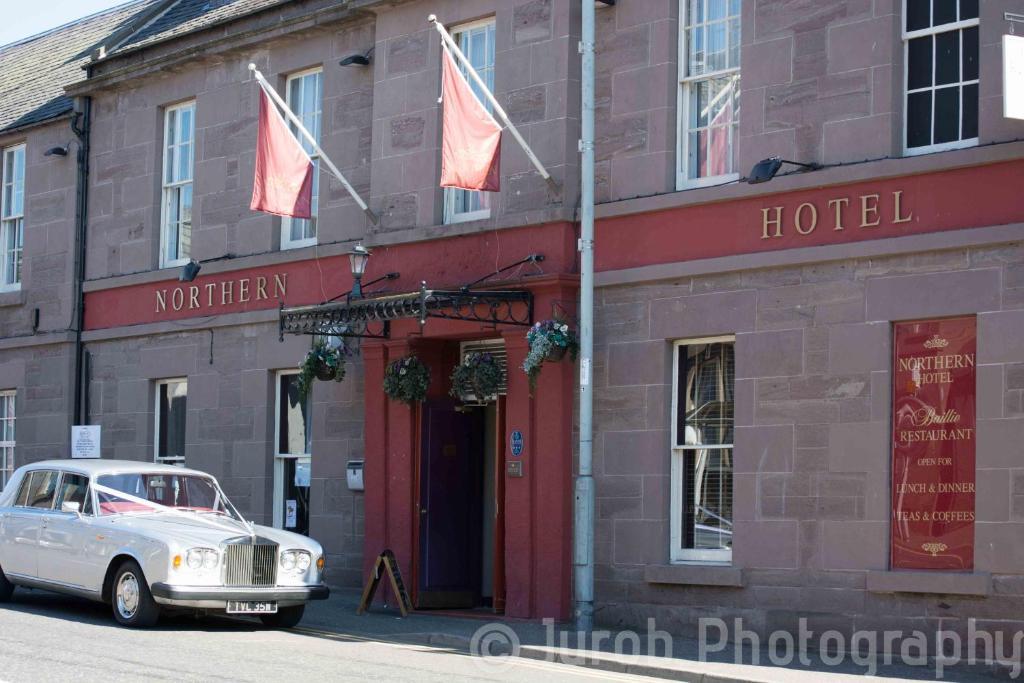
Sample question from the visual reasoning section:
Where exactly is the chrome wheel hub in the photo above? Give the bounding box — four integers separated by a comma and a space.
116, 572, 140, 619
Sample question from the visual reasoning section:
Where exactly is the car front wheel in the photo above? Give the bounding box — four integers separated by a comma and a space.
0, 567, 14, 602
111, 560, 160, 628
260, 604, 305, 629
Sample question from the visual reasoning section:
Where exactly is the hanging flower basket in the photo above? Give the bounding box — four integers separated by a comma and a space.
523, 319, 579, 390
383, 355, 430, 405
297, 340, 347, 400
450, 351, 504, 402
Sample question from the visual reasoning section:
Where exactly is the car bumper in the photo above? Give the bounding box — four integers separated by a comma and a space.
150, 583, 330, 608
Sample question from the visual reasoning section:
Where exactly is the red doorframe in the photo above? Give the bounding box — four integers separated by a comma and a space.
362, 275, 578, 620
492, 395, 507, 613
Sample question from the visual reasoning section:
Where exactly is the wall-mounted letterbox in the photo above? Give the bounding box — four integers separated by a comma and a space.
347, 460, 364, 491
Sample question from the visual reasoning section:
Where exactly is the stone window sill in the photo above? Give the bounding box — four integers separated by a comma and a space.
645, 564, 744, 588
0, 289, 24, 308
866, 571, 990, 596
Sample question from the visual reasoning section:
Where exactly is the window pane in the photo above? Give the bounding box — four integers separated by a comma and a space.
933, 85, 960, 143
728, 17, 740, 69
158, 381, 187, 460
932, 0, 957, 26
907, 91, 932, 148
959, 0, 978, 20
907, 36, 933, 90
686, 76, 738, 178
707, 20, 727, 72
934, 30, 959, 86
179, 184, 192, 258
56, 474, 89, 510
689, 0, 704, 25
27, 471, 58, 509
681, 448, 733, 550
678, 342, 734, 447
906, 0, 930, 31
688, 24, 706, 77
962, 26, 978, 81
279, 375, 310, 455
962, 83, 978, 139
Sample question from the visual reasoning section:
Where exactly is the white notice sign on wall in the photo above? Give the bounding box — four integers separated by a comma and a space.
71, 425, 101, 459
1005, 34, 1024, 120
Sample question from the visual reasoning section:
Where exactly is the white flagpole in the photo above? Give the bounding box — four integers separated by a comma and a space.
248, 63, 379, 225
428, 15, 560, 193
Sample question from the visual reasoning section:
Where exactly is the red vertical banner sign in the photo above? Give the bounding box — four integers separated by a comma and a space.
891, 316, 976, 570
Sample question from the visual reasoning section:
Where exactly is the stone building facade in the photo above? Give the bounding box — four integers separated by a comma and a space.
0, 0, 1022, 644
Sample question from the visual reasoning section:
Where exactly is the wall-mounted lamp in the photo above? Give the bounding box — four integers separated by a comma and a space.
746, 157, 820, 185
595, 0, 616, 6
179, 260, 201, 282
44, 145, 69, 157
349, 244, 371, 299
340, 48, 374, 67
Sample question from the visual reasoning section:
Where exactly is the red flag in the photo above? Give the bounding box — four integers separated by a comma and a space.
250, 88, 314, 218
440, 48, 501, 192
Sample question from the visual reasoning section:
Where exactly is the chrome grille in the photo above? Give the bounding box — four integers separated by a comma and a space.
224, 540, 278, 587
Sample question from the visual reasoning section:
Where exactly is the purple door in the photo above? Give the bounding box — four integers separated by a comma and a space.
417, 400, 484, 609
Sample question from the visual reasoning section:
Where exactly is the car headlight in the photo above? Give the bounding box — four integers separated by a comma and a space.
185, 548, 219, 571
280, 550, 311, 572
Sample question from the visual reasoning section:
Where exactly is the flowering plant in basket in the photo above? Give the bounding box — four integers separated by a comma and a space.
297, 340, 346, 400
523, 319, 579, 389
450, 351, 503, 401
383, 355, 430, 404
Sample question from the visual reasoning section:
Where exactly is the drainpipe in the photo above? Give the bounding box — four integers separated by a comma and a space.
574, 0, 596, 633
71, 96, 91, 428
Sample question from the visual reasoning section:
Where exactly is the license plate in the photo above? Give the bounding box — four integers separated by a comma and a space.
226, 601, 277, 614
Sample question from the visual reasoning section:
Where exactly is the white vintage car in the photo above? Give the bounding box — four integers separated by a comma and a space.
0, 460, 329, 628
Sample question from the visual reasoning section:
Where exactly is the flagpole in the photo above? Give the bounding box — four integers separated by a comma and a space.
428, 15, 560, 193
248, 64, 379, 225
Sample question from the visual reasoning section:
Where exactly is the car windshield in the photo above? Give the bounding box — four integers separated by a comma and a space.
95, 473, 240, 520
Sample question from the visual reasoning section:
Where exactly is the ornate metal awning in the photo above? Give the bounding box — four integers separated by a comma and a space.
279, 283, 533, 340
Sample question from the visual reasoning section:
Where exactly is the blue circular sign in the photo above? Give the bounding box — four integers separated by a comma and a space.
510, 430, 524, 457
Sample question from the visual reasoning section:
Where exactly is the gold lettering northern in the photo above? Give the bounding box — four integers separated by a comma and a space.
155, 272, 288, 315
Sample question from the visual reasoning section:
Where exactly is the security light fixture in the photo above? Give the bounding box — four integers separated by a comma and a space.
179, 260, 201, 282
339, 48, 373, 67
746, 157, 820, 185
44, 145, 69, 157
595, 0, 616, 6
349, 244, 371, 299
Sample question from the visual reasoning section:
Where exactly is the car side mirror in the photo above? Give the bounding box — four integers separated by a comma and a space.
61, 501, 81, 515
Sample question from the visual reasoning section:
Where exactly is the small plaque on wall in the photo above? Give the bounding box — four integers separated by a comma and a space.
506, 461, 523, 477
891, 316, 976, 570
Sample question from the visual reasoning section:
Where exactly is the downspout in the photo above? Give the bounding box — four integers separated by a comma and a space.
71, 96, 91, 428
574, 1, 596, 632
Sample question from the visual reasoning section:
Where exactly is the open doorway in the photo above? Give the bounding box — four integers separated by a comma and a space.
415, 398, 505, 611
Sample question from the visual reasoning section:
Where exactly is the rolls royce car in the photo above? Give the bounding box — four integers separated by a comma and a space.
0, 460, 329, 628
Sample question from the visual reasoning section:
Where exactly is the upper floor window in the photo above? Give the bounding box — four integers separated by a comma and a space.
155, 378, 187, 465
671, 337, 734, 563
904, 0, 979, 155
282, 68, 322, 251
678, 0, 741, 190
443, 19, 496, 225
1, 145, 25, 291
161, 102, 195, 268
0, 391, 14, 488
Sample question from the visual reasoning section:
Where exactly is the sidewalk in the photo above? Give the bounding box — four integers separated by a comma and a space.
298, 589, 1013, 682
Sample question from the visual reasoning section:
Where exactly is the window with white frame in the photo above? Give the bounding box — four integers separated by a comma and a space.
903, 0, 979, 154
678, 0, 741, 189
671, 338, 734, 563
443, 19, 496, 225
154, 379, 187, 464
273, 371, 311, 535
0, 391, 14, 488
161, 102, 195, 268
281, 68, 322, 250
1, 145, 25, 290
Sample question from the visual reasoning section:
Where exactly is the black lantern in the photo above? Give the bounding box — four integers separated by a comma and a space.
349, 244, 371, 299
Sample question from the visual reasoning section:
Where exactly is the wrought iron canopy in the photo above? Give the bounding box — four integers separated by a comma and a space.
279, 283, 533, 339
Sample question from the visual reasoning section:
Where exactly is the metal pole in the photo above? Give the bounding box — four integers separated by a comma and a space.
247, 64, 379, 225
428, 15, 560, 193
574, 0, 596, 633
